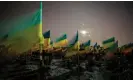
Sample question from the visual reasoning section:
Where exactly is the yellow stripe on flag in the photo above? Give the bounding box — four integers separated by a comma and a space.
44, 38, 50, 48
103, 42, 114, 49
54, 39, 68, 48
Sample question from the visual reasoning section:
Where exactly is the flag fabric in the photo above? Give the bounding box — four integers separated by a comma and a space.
43, 30, 50, 48
54, 34, 68, 48
83, 40, 91, 48
103, 37, 115, 49
31, 43, 40, 52
68, 31, 80, 51
2, 7, 43, 54
103, 37, 115, 44
43, 30, 50, 38
108, 40, 118, 52
80, 40, 91, 50
48, 40, 53, 48
65, 31, 80, 58
94, 42, 97, 48
50, 40, 53, 46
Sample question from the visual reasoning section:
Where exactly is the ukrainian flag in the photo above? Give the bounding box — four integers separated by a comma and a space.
108, 40, 118, 52
65, 31, 80, 58
48, 40, 53, 49
43, 30, 50, 48
94, 42, 97, 48
103, 37, 115, 49
54, 34, 68, 48
83, 40, 91, 50
1, 3, 43, 54
84, 40, 91, 47
68, 31, 80, 51
50, 40, 53, 45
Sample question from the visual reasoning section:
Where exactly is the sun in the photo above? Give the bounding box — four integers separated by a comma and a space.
80, 30, 88, 35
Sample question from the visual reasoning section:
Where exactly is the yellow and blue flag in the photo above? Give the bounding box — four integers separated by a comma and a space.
82, 40, 91, 50
68, 31, 80, 51
103, 37, 115, 49
54, 34, 68, 48
94, 42, 97, 48
1, 3, 43, 54
65, 31, 80, 58
48, 40, 53, 49
107, 40, 118, 52
84, 40, 91, 47
43, 30, 50, 48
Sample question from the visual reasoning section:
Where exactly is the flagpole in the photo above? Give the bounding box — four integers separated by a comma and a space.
39, 1, 44, 67
78, 41, 80, 80
77, 31, 80, 80
38, 2, 45, 80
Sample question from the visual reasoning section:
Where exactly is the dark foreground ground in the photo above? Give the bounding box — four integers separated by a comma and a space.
0, 51, 133, 80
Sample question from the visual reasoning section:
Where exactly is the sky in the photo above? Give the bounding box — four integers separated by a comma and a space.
0, 1, 133, 46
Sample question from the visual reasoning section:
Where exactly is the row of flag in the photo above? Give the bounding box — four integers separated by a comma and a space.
42, 30, 119, 52
43, 30, 79, 51
0, 2, 132, 56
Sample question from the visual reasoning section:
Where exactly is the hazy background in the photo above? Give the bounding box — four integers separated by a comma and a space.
0, 1, 133, 46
